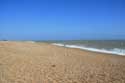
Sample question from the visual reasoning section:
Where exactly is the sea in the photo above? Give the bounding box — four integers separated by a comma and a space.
37, 40, 125, 56
43, 40, 125, 56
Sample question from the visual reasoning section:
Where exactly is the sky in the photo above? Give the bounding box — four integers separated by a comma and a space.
0, 0, 125, 40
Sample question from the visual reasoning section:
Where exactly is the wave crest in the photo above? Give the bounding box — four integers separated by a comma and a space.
52, 43, 125, 56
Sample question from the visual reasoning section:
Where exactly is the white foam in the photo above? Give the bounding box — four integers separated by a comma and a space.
52, 43, 65, 46
25, 41, 35, 43
52, 43, 125, 56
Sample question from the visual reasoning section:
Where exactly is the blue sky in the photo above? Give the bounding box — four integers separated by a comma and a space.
0, 0, 125, 40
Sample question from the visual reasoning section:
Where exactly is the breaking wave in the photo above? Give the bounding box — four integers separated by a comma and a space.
52, 43, 125, 56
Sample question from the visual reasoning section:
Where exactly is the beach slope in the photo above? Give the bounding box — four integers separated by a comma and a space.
0, 41, 125, 83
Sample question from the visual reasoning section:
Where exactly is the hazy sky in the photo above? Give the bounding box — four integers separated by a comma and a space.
0, 0, 125, 40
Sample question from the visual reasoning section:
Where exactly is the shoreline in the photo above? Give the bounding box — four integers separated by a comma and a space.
52, 43, 125, 56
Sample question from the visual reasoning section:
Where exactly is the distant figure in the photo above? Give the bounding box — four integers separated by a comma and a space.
64, 43, 66, 47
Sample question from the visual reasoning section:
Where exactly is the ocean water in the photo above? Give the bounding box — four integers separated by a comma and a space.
50, 40, 125, 56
